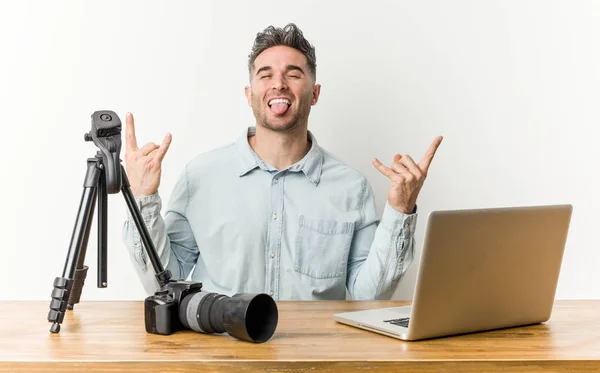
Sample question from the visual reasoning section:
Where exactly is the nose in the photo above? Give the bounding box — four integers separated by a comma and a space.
271, 74, 288, 91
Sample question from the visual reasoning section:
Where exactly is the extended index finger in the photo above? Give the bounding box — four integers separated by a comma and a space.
418, 136, 443, 172
126, 112, 138, 151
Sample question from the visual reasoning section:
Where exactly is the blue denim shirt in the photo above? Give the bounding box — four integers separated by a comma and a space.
122, 127, 417, 300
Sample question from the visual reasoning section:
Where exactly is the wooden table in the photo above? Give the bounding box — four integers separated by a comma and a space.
1, 300, 599, 372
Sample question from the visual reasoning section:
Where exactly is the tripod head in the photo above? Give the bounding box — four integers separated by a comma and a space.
84, 111, 122, 194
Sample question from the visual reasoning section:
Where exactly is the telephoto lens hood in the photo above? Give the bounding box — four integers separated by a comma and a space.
178, 291, 278, 343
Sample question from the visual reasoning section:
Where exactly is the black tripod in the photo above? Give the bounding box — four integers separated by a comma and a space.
48, 111, 171, 333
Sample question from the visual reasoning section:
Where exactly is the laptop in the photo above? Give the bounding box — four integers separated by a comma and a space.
334, 204, 573, 341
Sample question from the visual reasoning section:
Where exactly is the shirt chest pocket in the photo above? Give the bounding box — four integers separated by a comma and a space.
294, 216, 355, 279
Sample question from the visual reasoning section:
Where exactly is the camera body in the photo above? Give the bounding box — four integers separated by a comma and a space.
144, 280, 203, 335
144, 279, 278, 342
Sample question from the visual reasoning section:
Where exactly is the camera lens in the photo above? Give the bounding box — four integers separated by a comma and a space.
178, 291, 278, 343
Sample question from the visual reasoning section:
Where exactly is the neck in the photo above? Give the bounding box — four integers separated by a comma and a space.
248, 124, 311, 171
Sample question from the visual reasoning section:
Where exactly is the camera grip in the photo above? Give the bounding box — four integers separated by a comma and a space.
145, 296, 177, 335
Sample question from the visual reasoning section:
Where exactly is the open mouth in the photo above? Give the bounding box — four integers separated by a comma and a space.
268, 98, 291, 115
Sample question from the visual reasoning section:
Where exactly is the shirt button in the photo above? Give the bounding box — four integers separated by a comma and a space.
273, 213, 278, 220
273, 178, 279, 184
270, 252, 276, 258
269, 291, 274, 296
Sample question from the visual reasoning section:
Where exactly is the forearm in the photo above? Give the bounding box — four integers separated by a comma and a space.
121, 193, 187, 295
347, 202, 416, 300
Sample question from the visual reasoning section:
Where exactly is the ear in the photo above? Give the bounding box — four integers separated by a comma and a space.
311, 84, 321, 106
244, 86, 252, 106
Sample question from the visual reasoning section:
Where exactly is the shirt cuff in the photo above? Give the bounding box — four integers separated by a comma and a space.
380, 201, 417, 237
126, 192, 162, 221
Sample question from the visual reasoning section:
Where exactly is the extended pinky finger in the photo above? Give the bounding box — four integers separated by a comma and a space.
372, 158, 395, 178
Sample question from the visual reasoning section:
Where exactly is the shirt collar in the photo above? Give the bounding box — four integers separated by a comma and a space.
236, 126, 323, 185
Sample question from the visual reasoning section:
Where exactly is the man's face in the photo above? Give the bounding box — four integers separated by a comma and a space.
245, 45, 320, 132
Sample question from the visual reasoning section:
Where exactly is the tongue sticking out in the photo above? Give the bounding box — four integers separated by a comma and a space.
270, 103, 289, 115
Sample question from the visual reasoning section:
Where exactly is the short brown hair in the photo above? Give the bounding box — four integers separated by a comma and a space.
248, 23, 316, 80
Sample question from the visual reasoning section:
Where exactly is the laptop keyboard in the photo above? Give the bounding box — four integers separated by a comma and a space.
383, 317, 410, 328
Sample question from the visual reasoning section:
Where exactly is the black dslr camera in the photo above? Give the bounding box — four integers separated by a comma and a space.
48, 110, 278, 343
145, 280, 278, 343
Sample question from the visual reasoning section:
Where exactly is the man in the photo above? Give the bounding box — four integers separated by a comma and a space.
122, 23, 442, 300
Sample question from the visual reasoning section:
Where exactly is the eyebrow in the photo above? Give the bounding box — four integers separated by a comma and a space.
255, 65, 305, 76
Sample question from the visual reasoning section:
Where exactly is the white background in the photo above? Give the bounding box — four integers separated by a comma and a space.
1, 0, 598, 301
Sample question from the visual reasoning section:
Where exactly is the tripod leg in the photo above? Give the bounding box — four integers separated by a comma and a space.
66, 184, 97, 310
120, 165, 172, 287
97, 167, 108, 288
48, 158, 102, 333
